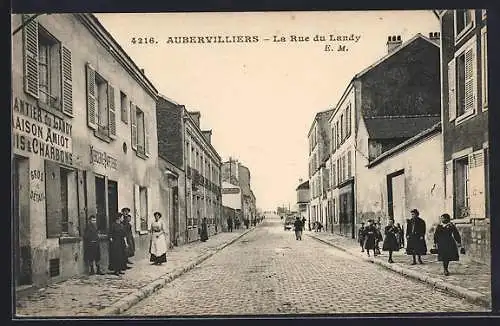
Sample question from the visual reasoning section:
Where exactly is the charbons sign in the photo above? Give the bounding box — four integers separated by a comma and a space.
12, 97, 73, 165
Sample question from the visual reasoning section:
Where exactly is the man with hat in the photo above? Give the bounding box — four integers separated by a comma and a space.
121, 207, 135, 266
83, 215, 104, 275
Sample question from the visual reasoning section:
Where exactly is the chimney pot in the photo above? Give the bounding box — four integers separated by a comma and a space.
387, 35, 402, 54
140, 69, 145, 74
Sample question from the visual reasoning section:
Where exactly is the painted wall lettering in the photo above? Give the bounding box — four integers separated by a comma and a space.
90, 145, 118, 170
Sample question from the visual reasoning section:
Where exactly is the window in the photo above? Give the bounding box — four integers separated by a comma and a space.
120, 92, 128, 123
347, 150, 352, 178
60, 168, 69, 233
346, 104, 352, 137
332, 163, 336, 187
342, 155, 347, 181
454, 157, 470, 219
485, 148, 489, 218
331, 126, 336, 153
130, 105, 150, 158
340, 114, 344, 142
455, 9, 475, 41
135, 108, 146, 155
336, 121, 340, 149
448, 37, 477, 122
481, 27, 488, 110
22, 17, 73, 115
139, 186, 148, 231
86, 65, 116, 140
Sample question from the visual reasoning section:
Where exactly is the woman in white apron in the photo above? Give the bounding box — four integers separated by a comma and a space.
149, 212, 167, 265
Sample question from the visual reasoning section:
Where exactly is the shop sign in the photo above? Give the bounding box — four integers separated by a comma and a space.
222, 187, 240, 194
12, 97, 73, 165
90, 145, 118, 170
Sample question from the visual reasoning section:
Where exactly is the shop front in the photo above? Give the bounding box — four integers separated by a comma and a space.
338, 179, 355, 239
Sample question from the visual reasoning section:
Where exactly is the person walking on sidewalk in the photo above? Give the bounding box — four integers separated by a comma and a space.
382, 218, 400, 263
109, 213, 129, 275
406, 209, 427, 265
363, 219, 377, 257
396, 223, 405, 249
433, 213, 463, 276
121, 207, 135, 267
227, 216, 233, 232
293, 216, 303, 240
302, 217, 306, 230
200, 217, 209, 242
149, 212, 168, 265
358, 222, 366, 252
374, 222, 383, 256
83, 215, 104, 275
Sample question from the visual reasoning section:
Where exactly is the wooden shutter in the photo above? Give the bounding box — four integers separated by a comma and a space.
464, 45, 477, 113
145, 112, 150, 157
147, 186, 152, 230
468, 151, 485, 219
86, 170, 97, 219
86, 63, 97, 129
445, 160, 454, 216
448, 59, 457, 121
134, 184, 141, 232
76, 170, 86, 236
61, 45, 73, 116
347, 151, 352, 178
22, 14, 39, 98
130, 102, 137, 151
108, 84, 116, 138
45, 160, 62, 238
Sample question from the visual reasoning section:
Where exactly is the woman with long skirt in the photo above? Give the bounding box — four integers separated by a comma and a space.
433, 213, 463, 276
149, 212, 167, 265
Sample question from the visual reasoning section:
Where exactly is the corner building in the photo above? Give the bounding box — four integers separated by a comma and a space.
12, 14, 161, 288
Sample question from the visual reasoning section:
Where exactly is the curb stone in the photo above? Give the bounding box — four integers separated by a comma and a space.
95, 228, 256, 316
307, 234, 491, 309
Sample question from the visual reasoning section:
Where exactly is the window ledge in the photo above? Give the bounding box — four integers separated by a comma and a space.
37, 100, 69, 119
455, 110, 476, 126
455, 23, 475, 45
94, 130, 112, 143
135, 151, 148, 160
59, 236, 81, 244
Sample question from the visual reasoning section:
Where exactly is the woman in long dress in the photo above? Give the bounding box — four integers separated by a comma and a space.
109, 213, 128, 275
433, 213, 463, 276
382, 218, 400, 263
149, 212, 167, 265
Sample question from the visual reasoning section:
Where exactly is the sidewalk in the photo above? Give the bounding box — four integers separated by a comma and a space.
306, 231, 491, 309
15, 228, 255, 317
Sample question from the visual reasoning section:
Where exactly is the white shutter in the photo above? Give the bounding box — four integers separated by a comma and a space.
145, 112, 150, 157
130, 102, 137, 150
134, 184, 141, 232
468, 151, 485, 219
445, 161, 454, 217
464, 45, 477, 113
108, 84, 116, 138
448, 59, 457, 121
61, 45, 73, 116
86, 63, 97, 130
146, 186, 152, 230
23, 14, 39, 98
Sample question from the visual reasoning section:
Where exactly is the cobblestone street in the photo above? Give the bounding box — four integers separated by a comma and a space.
125, 216, 487, 316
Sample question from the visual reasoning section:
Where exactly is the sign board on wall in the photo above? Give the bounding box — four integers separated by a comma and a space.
222, 187, 240, 194
90, 145, 118, 170
12, 97, 73, 165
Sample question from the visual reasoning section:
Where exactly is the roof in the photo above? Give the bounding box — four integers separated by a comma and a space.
296, 180, 310, 190
307, 108, 335, 136
364, 115, 441, 140
368, 122, 441, 168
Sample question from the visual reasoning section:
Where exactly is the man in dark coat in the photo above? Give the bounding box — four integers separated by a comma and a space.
121, 207, 135, 267
200, 217, 209, 242
358, 222, 366, 252
227, 216, 233, 232
293, 217, 303, 240
83, 215, 104, 275
363, 219, 378, 257
406, 209, 427, 265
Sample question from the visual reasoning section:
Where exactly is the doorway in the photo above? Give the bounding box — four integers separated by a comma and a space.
95, 176, 106, 233
172, 187, 179, 246
13, 156, 31, 286
387, 170, 406, 227
108, 180, 118, 227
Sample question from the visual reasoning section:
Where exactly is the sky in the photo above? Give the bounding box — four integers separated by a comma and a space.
95, 10, 440, 212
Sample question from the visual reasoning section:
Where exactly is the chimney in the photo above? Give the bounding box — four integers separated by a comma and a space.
188, 111, 201, 127
140, 68, 145, 75
428, 32, 440, 45
202, 130, 212, 144
387, 35, 402, 54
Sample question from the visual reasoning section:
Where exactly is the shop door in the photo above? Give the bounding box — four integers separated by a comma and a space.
13, 157, 31, 286
95, 176, 106, 233
108, 180, 118, 227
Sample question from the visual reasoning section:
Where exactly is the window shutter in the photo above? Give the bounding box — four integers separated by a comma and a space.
22, 15, 39, 98
108, 84, 116, 138
445, 160, 454, 216
61, 45, 73, 116
145, 112, 150, 157
134, 184, 141, 232
130, 102, 138, 151
468, 151, 485, 219
76, 170, 87, 235
147, 186, 152, 230
347, 151, 352, 178
86, 63, 97, 129
448, 59, 457, 121
45, 160, 62, 238
464, 45, 477, 113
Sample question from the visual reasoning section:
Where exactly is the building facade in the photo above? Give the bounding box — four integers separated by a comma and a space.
296, 179, 310, 228
327, 33, 441, 239
438, 9, 489, 264
307, 109, 333, 228
12, 14, 160, 288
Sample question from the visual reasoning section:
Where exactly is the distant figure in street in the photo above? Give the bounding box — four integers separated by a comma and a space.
374, 222, 383, 256
83, 215, 104, 275
121, 207, 135, 267
244, 218, 250, 229
200, 217, 209, 242
316, 221, 323, 232
301, 217, 306, 230
363, 219, 377, 257
294, 217, 303, 240
433, 213, 463, 276
109, 213, 128, 275
396, 223, 405, 248
382, 218, 400, 263
406, 209, 427, 265
149, 212, 167, 265
227, 216, 233, 232
358, 222, 366, 252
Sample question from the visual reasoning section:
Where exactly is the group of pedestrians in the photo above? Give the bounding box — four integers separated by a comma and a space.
83, 208, 170, 276
358, 209, 464, 276
293, 216, 307, 240
226, 215, 264, 232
